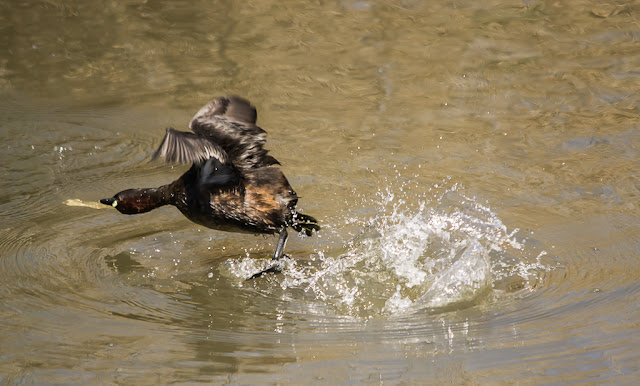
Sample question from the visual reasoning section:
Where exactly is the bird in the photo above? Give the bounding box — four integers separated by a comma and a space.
100, 96, 319, 277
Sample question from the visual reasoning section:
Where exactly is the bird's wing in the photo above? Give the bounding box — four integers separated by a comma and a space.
153, 128, 230, 165
153, 128, 241, 189
188, 96, 279, 168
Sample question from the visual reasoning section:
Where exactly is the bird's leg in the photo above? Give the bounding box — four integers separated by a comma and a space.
248, 228, 289, 280
272, 228, 288, 260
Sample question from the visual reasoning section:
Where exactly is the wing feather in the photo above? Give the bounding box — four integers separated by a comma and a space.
188, 96, 279, 168
153, 128, 230, 165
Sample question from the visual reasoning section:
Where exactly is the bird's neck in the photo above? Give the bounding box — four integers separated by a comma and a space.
122, 183, 176, 214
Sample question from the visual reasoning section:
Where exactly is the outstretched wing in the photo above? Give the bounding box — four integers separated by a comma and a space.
188, 96, 279, 168
153, 128, 230, 165
153, 128, 240, 188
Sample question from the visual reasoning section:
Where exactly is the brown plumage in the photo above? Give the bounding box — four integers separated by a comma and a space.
100, 96, 319, 270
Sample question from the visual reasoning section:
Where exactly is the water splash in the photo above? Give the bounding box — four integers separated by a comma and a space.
224, 181, 550, 318
418, 241, 490, 309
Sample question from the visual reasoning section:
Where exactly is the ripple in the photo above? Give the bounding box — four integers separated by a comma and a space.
0, 110, 157, 226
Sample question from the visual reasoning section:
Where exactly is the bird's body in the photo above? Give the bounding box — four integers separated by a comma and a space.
101, 96, 319, 267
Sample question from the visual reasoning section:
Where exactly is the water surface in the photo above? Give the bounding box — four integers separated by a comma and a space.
1, 0, 639, 383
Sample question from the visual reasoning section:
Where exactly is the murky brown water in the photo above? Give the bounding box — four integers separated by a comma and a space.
2, 0, 640, 383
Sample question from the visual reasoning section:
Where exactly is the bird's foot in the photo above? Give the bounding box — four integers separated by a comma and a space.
247, 254, 291, 280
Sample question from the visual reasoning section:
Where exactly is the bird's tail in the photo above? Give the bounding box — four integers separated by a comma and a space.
291, 213, 321, 236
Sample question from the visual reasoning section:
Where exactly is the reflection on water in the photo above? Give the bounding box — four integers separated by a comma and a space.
2, 0, 640, 383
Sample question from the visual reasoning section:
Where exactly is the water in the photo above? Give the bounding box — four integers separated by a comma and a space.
2, 0, 640, 383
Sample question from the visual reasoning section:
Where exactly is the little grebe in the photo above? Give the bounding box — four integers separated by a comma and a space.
100, 96, 319, 269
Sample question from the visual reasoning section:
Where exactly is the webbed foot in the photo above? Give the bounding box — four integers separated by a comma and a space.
246, 230, 290, 280
247, 254, 291, 280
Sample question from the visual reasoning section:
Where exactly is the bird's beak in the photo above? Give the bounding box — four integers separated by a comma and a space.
100, 198, 118, 207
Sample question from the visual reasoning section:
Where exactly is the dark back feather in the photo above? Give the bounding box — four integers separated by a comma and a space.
188, 96, 279, 169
